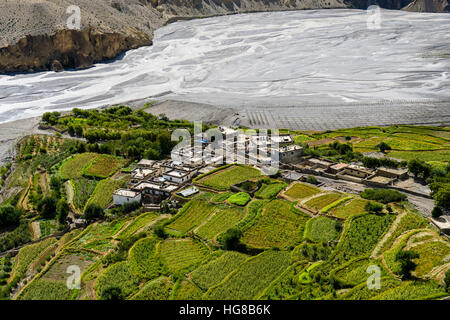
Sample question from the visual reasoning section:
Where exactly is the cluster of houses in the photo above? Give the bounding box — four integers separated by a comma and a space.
285, 156, 410, 187
112, 126, 417, 210
113, 127, 304, 207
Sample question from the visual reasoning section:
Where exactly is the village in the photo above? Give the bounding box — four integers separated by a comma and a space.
111, 126, 448, 232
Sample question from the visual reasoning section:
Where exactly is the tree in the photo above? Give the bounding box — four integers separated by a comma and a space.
84, 204, 104, 223
434, 185, 450, 210
0, 205, 22, 228
38, 197, 57, 219
365, 202, 383, 214
56, 200, 70, 224
153, 225, 167, 239
408, 159, 431, 179
219, 228, 245, 251
431, 206, 443, 219
375, 142, 392, 153
395, 250, 419, 280
101, 287, 124, 300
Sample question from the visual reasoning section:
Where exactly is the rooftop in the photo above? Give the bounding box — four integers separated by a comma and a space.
113, 188, 141, 198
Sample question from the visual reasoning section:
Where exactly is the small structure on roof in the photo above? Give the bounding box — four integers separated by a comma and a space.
137, 159, 156, 168
177, 186, 199, 198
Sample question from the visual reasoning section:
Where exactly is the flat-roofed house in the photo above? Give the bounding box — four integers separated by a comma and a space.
163, 169, 190, 185
306, 158, 332, 169
328, 163, 349, 174
274, 145, 303, 163
137, 159, 156, 169
113, 189, 142, 206
131, 168, 154, 183
376, 167, 409, 180
343, 164, 373, 178
131, 181, 180, 204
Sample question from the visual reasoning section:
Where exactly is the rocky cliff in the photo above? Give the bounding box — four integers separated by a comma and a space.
0, 0, 447, 73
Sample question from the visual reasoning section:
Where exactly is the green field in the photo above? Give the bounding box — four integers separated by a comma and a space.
117, 213, 158, 240
196, 165, 262, 190
330, 198, 369, 219
304, 216, 341, 243
85, 178, 126, 209
83, 154, 127, 179
241, 200, 310, 249
283, 182, 321, 200
166, 200, 216, 234
304, 192, 346, 212
196, 206, 245, 240
72, 178, 98, 211
254, 182, 287, 199
158, 239, 208, 273
204, 251, 291, 300
60, 153, 98, 180
190, 252, 249, 291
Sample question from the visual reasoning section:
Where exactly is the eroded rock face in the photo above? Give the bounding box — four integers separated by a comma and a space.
0, 28, 152, 73
0, 0, 446, 73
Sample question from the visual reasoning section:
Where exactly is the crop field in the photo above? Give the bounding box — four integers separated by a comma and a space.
304, 216, 341, 243
204, 251, 291, 300
378, 211, 430, 253
196, 165, 262, 190
190, 252, 249, 291
283, 182, 321, 201
210, 191, 233, 203
331, 214, 394, 266
330, 198, 369, 219
241, 200, 310, 249
72, 178, 98, 211
158, 239, 209, 273
410, 241, 450, 277
196, 206, 245, 240
77, 219, 129, 245
83, 154, 128, 179
166, 200, 216, 234
304, 192, 346, 212
60, 153, 98, 180
371, 280, 447, 300
254, 182, 287, 199
339, 277, 402, 300
332, 257, 387, 286
95, 261, 140, 299
228, 192, 251, 206
85, 178, 126, 209
117, 213, 158, 240
173, 280, 203, 300
42, 252, 98, 282
19, 279, 73, 300
131, 277, 174, 300
10, 238, 57, 284
128, 237, 164, 281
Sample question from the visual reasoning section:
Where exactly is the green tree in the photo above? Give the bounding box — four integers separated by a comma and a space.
395, 250, 419, 280
365, 202, 383, 214
408, 159, 431, 179
0, 205, 22, 228
101, 287, 124, 300
38, 197, 57, 219
444, 269, 450, 292
56, 200, 70, 224
219, 228, 245, 252
375, 142, 392, 153
84, 204, 104, 223
432, 206, 443, 219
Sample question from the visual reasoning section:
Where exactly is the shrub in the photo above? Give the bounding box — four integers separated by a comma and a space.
84, 203, 105, 223
360, 188, 407, 204
306, 175, 318, 185
431, 206, 443, 219
0, 205, 22, 228
228, 192, 251, 206
37, 197, 57, 219
365, 202, 383, 214
220, 228, 245, 251
395, 250, 419, 280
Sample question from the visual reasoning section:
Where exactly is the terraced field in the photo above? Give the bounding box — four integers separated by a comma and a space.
158, 239, 209, 273
241, 200, 310, 249
166, 200, 216, 235
303, 192, 347, 212
83, 154, 128, 179
282, 182, 321, 201
196, 206, 245, 240
196, 165, 262, 190
330, 198, 369, 220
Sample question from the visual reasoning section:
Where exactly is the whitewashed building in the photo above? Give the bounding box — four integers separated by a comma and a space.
113, 189, 142, 206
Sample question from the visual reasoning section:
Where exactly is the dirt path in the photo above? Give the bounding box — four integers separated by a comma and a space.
30, 221, 41, 241
64, 180, 79, 215
371, 211, 406, 259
